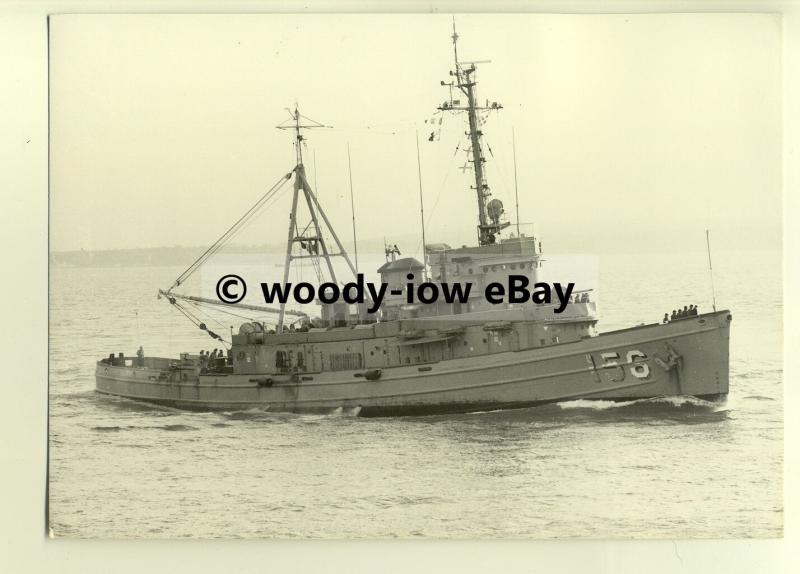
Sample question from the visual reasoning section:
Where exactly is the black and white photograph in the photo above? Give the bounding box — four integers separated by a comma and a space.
44, 11, 783, 541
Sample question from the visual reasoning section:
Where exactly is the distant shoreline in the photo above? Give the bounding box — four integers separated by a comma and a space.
49, 243, 781, 269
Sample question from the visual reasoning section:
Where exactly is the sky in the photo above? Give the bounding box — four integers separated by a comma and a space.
49, 13, 782, 257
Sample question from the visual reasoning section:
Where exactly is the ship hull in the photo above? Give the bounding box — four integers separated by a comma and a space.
95, 311, 731, 417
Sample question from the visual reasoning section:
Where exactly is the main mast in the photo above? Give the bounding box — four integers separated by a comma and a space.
438, 22, 507, 246
158, 107, 360, 340
276, 106, 357, 332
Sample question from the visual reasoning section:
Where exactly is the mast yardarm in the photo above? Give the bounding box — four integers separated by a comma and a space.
437, 22, 507, 246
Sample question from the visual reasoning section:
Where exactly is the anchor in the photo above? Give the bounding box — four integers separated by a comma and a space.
654, 343, 684, 393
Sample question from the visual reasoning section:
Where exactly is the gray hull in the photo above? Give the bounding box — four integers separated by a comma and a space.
95, 311, 731, 416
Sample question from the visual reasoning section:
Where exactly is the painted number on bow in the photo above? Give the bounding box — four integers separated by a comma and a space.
598, 350, 651, 381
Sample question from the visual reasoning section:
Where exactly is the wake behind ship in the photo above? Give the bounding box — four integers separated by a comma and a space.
95, 24, 731, 416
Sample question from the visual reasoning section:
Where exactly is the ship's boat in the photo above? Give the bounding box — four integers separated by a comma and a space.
95, 25, 731, 416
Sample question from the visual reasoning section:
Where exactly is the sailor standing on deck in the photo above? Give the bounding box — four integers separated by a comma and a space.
136, 346, 144, 367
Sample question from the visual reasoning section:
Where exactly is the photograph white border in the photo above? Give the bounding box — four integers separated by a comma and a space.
1, 1, 797, 572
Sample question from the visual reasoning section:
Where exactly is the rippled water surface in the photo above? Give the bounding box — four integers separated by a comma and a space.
48, 250, 783, 538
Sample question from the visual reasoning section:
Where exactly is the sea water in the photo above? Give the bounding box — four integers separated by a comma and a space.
47, 249, 782, 538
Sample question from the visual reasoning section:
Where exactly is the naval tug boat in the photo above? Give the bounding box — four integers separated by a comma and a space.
96, 26, 731, 416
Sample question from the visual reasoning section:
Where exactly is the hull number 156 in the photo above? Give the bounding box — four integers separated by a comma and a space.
595, 350, 651, 381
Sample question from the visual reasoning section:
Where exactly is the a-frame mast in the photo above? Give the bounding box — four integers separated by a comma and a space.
276, 107, 357, 332
438, 22, 508, 246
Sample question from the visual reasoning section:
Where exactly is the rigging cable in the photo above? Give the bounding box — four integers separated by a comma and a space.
483, 138, 514, 200
412, 144, 460, 257
206, 304, 274, 324
168, 298, 228, 345
168, 171, 293, 290
207, 178, 294, 252
185, 299, 229, 331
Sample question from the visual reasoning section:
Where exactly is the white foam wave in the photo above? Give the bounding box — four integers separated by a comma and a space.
327, 405, 362, 417
557, 399, 640, 410
648, 395, 718, 408
557, 395, 721, 411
